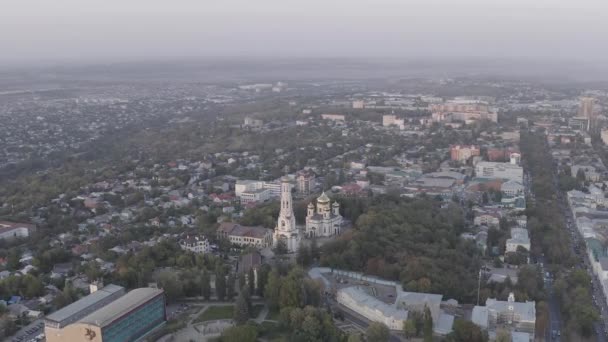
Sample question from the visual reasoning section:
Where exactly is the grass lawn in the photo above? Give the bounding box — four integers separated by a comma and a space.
250, 304, 265, 319
194, 305, 235, 323
258, 321, 284, 340
267, 309, 281, 321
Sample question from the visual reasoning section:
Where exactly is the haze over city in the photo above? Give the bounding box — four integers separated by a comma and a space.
2, 1, 608, 342
2, 0, 608, 66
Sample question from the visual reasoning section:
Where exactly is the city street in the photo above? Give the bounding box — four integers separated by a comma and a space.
548, 144, 608, 341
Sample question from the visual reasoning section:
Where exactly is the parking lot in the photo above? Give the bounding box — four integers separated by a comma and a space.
10, 319, 44, 342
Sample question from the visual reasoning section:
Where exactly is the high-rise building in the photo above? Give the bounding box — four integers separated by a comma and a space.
579, 97, 598, 130
296, 170, 316, 195
579, 97, 596, 119
601, 129, 608, 145
273, 177, 301, 253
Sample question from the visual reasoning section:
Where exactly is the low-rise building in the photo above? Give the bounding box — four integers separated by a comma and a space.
475, 161, 523, 182
474, 211, 501, 227
312, 267, 453, 335
217, 222, 273, 248
450, 145, 480, 162
179, 236, 210, 254
321, 114, 346, 122
472, 293, 535, 341
501, 180, 524, 196
506, 228, 530, 253
337, 286, 408, 330
382, 115, 405, 129
239, 188, 272, 204
0, 221, 34, 240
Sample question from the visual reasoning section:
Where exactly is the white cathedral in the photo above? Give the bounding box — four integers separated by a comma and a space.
273, 177, 301, 253
305, 192, 343, 238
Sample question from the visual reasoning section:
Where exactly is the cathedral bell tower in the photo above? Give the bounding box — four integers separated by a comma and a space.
273, 177, 301, 252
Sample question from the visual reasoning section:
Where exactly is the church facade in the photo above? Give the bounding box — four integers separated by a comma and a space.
305, 192, 343, 238
273, 177, 301, 253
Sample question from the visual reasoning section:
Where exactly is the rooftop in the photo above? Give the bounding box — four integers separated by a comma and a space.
218, 222, 270, 239
0, 221, 34, 234
339, 286, 408, 321
79, 288, 163, 328
396, 291, 443, 307
45, 284, 125, 324
485, 297, 536, 322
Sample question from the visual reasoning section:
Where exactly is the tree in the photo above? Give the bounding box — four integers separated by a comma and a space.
403, 319, 417, 339
234, 291, 250, 325
22, 275, 44, 298
201, 270, 211, 300
216, 269, 227, 301
347, 333, 363, 342
279, 275, 301, 308
447, 319, 487, 342
310, 237, 320, 260
156, 270, 183, 303
274, 239, 288, 255
423, 306, 433, 342
227, 273, 236, 300
576, 168, 586, 182
257, 264, 270, 297
264, 269, 281, 311
366, 322, 390, 342
495, 329, 511, 342
301, 314, 322, 340
238, 272, 247, 290
296, 241, 311, 266
220, 325, 258, 342
248, 268, 255, 294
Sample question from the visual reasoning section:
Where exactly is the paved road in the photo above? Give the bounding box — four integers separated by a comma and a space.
543, 269, 562, 342
545, 140, 608, 341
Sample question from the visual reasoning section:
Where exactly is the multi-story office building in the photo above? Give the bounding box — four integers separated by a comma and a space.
475, 161, 523, 182
296, 169, 316, 195
46, 288, 166, 342
45, 284, 126, 334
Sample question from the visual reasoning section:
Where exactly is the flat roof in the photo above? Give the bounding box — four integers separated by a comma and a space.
339, 286, 408, 320
46, 284, 125, 324
397, 291, 443, 307
79, 288, 163, 328
0, 221, 34, 234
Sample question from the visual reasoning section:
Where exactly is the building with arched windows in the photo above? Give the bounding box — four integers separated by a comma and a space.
305, 192, 343, 238
273, 177, 301, 253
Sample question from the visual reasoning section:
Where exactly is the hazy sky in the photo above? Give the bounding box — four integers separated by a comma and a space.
1, 0, 607, 65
